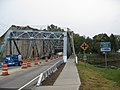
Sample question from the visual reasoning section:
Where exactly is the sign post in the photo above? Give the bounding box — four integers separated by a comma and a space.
80, 42, 89, 66
100, 42, 111, 68
105, 52, 107, 68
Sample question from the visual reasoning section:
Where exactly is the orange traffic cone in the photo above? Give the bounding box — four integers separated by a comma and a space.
34, 57, 38, 65
22, 60, 27, 69
2, 64, 9, 75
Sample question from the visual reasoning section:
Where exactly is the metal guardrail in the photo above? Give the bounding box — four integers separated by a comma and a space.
18, 59, 64, 90
37, 60, 63, 86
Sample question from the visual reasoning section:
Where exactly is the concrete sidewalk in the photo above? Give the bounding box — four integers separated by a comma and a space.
35, 55, 81, 90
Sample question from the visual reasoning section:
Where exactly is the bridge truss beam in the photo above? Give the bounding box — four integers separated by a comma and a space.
0, 30, 68, 62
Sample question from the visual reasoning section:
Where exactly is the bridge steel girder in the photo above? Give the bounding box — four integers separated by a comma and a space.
63, 32, 67, 62
0, 30, 68, 62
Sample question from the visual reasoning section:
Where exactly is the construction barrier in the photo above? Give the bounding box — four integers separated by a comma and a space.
54, 55, 58, 59
34, 57, 38, 65
2, 64, 9, 75
39, 60, 42, 64
54, 55, 56, 59
56, 54, 58, 58
45, 56, 48, 62
22, 60, 27, 69
27, 59, 31, 67
50, 56, 53, 60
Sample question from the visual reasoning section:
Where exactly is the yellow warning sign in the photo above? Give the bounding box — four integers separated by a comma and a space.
80, 42, 89, 51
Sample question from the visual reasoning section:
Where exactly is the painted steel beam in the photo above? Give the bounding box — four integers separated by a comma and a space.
0, 29, 69, 63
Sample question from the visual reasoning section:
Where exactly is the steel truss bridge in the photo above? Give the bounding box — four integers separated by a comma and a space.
0, 29, 75, 62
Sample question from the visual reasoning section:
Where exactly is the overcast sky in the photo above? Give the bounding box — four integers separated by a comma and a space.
0, 0, 120, 38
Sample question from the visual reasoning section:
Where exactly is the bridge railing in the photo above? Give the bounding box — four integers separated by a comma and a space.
37, 59, 64, 86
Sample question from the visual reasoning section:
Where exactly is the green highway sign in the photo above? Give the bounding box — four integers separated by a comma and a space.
100, 42, 111, 52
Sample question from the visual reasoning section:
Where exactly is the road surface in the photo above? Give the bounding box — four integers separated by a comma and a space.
0, 57, 63, 90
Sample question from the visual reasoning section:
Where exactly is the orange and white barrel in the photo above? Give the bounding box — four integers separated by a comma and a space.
22, 60, 27, 69
2, 64, 9, 75
34, 57, 38, 65
27, 59, 31, 67
45, 56, 48, 62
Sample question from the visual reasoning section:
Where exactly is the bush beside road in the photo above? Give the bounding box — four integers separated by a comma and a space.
79, 53, 120, 67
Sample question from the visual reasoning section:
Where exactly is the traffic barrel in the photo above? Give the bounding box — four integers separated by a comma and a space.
50, 56, 53, 60
34, 57, 38, 65
55, 55, 57, 59
54, 55, 56, 59
22, 60, 27, 69
2, 64, 9, 75
56, 54, 58, 58
39, 60, 42, 64
27, 59, 31, 67
45, 56, 48, 62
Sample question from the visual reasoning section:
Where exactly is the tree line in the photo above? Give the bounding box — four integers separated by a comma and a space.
45, 24, 120, 54
73, 33, 120, 54
44, 24, 65, 32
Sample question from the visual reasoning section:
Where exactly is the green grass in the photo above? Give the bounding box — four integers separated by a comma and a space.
103, 68, 120, 85
77, 61, 120, 90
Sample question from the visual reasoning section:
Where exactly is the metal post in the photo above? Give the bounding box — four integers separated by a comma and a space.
83, 51, 87, 67
43, 40, 44, 56
71, 32, 76, 56
75, 56, 78, 64
9, 39, 12, 55
13, 39, 21, 55
27, 40, 32, 58
105, 52, 107, 68
63, 32, 67, 63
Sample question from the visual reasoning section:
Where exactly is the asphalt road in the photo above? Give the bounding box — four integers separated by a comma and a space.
0, 57, 63, 90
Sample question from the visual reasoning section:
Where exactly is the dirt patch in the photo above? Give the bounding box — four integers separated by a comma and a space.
42, 63, 65, 86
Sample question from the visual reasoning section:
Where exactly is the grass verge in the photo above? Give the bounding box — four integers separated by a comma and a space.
77, 61, 120, 90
